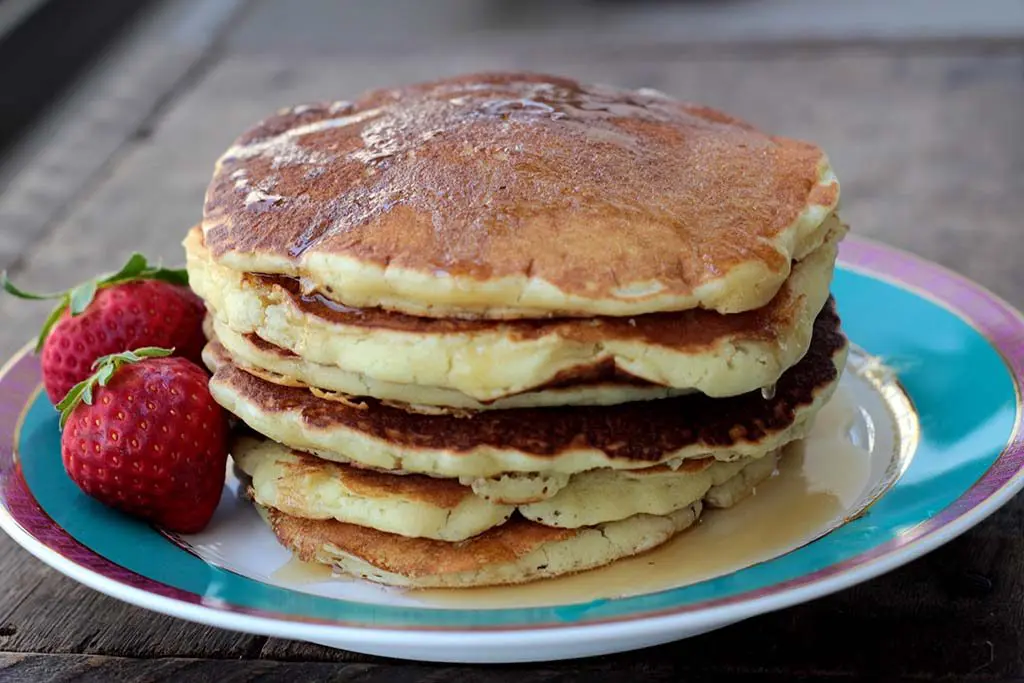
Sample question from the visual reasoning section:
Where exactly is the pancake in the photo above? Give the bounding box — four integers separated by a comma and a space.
517, 450, 776, 528
705, 451, 780, 509
200, 72, 840, 320
234, 433, 777, 538
257, 450, 776, 588
209, 316, 693, 412
457, 452, 748, 503
235, 436, 513, 541
260, 503, 702, 589
204, 298, 847, 479
186, 222, 842, 402
463, 470, 576, 504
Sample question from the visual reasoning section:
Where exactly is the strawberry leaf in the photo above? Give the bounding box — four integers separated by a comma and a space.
95, 362, 115, 386
95, 253, 188, 288
92, 347, 173, 369
35, 302, 68, 353
56, 346, 174, 428
105, 253, 149, 281
80, 382, 94, 408
144, 268, 190, 287
1, 272, 64, 301
55, 376, 94, 428
3, 252, 191, 352
69, 281, 98, 316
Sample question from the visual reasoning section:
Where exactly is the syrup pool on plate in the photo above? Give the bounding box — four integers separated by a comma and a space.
270, 556, 338, 585
409, 386, 871, 608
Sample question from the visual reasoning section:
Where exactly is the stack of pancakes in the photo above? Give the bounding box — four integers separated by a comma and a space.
184, 72, 849, 589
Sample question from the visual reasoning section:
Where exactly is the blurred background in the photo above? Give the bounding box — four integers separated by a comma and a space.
0, 0, 1022, 358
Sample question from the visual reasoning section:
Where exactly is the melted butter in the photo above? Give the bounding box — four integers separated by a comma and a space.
269, 556, 337, 585
410, 386, 868, 609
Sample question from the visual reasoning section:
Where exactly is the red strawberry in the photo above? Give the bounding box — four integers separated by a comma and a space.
3, 253, 207, 404
56, 348, 229, 533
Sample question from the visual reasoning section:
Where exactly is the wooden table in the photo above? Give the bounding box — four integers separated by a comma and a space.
1, 1, 1022, 680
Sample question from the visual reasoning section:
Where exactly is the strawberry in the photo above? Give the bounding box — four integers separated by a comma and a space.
56, 348, 229, 533
3, 253, 207, 404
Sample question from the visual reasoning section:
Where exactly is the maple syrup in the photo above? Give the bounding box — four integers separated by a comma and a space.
411, 387, 867, 608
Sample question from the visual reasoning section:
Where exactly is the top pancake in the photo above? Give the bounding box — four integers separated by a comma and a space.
201, 72, 840, 319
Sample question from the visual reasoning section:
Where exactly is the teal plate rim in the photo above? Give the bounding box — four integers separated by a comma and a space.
1, 234, 1022, 634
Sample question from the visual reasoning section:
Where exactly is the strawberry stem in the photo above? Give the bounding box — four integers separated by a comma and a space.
55, 347, 173, 428
1, 253, 189, 352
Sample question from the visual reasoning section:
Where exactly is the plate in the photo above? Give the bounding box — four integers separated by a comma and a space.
1, 235, 1022, 664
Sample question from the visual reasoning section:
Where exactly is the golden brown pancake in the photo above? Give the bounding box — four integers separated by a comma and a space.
205, 298, 847, 478
256, 448, 777, 588
201, 72, 840, 319
236, 431, 775, 538
234, 435, 514, 541
188, 221, 842, 402
232, 237, 836, 346
208, 314, 697, 412
260, 503, 703, 588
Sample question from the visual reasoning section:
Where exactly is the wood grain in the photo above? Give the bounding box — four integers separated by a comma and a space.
0, 17, 1022, 681
0, 0, 244, 275
0, 653, 442, 683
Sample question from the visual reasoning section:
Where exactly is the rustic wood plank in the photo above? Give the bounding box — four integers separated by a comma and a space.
0, 0, 245, 280
0, 651, 1020, 683
0, 653, 430, 683
227, 0, 1024, 56
0, 532, 44, 641
0, 550, 263, 659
